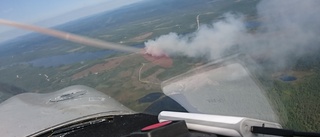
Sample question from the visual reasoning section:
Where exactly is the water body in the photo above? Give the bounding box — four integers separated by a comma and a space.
144, 96, 188, 115
28, 50, 115, 67
245, 21, 261, 30
280, 75, 297, 82
138, 92, 163, 103
28, 44, 144, 67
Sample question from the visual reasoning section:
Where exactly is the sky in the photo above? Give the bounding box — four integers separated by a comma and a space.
0, 0, 142, 42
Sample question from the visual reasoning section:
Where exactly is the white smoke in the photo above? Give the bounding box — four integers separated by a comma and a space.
144, 0, 320, 67
145, 13, 247, 59
254, 0, 320, 55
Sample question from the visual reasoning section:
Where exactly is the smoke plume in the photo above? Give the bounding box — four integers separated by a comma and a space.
144, 0, 320, 68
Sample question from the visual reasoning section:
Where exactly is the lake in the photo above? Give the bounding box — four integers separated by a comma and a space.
28, 50, 115, 67
28, 44, 144, 67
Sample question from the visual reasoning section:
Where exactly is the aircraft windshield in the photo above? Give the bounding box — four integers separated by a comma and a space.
0, 0, 319, 133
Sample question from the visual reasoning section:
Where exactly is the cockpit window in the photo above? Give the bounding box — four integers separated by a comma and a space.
0, 0, 319, 133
